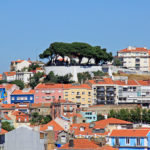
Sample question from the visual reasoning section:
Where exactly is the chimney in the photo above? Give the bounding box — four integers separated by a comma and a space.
69, 139, 74, 147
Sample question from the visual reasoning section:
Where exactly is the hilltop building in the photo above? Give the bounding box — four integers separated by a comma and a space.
117, 46, 150, 71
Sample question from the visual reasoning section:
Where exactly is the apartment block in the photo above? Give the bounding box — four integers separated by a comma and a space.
117, 46, 150, 71
63, 84, 92, 107
34, 83, 64, 103
88, 78, 117, 105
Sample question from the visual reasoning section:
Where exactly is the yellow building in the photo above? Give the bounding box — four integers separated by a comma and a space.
63, 84, 92, 107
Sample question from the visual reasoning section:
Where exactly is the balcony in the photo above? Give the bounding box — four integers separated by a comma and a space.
76, 96, 81, 98
106, 88, 115, 92
63, 108, 74, 112
45, 90, 51, 94
45, 96, 51, 100
97, 88, 105, 92
97, 99, 105, 104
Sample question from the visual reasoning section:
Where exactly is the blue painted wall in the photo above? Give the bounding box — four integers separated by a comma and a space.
11, 94, 34, 103
80, 111, 97, 123
111, 136, 146, 150
0, 88, 7, 104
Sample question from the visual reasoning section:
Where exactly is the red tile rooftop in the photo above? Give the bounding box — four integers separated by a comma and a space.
40, 120, 64, 131
0, 128, 8, 135
4, 114, 12, 120
88, 78, 115, 85
118, 47, 150, 53
4, 72, 16, 76
63, 84, 91, 89
35, 83, 64, 89
94, 118, 132, 129
59, 139, 100, 149
110, 129, 150, 137
12, 89, 35, 95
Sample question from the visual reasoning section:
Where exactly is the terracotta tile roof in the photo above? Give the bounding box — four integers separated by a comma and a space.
1, 104, 15, 109
114, 80, 126, 85
59, 139, 100, 149
70, 123, 109, 136
127, 80, 139, 86
94, 118, 132, 129
118, 47, 149, 53
4, 72, 16, 76
40, 120, 64, 131
88, 78, 115, 85
11, 60, 32, 63
12, 89, 35, 95
11, 111, 26, 116
4, 114, 12, 120
63, 84, 91, 89
137, 80, 150, 86
0, 128, 8, 135
35, 83, 64, 89
31, 103, 42, 107
110, 129, 150, 137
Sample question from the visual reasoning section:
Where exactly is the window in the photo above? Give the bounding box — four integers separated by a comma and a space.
65, 98, 68, 101
36, 90, 39, 93
88, 92, 91, 95
72, 92, 74, 95
77, 92, 80, 95
42, 90, 45, 93
36, 96, 39, 99
82, 98, 85, 101
126, 138, 130, 144
42, 96, 45, 99
72, 98, 74, 101
82, 92, 85, 95
12, 97, 15, 100
52, 96, 55, 100
137, 138, 141, 146
58, 90, 61, 93
30, 97, 33, 100
58, 96, 61, 99
77, 98, 80, 102
115, 137, 119, 145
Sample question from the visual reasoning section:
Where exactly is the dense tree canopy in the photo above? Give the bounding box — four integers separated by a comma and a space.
39, 42, 113, 65
108, 108, 150, 124
2, 121, 14, 131
11, 80, 24, 90
44, 71, 74, 84
30, 112, 52, 125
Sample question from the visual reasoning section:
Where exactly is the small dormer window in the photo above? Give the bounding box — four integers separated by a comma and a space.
80, 126, 85, 131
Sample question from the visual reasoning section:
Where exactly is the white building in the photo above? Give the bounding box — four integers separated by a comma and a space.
4, 125, 46, 150
117, 46, 150, 71
2, 72, 16, 82
16, 72, 34, 84
10, 59, 32, 71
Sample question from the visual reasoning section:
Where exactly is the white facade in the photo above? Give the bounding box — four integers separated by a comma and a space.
2, 73, 16, 82
118, 46, 150, 71
11, 60, 31, 71
16, 72, 34, 84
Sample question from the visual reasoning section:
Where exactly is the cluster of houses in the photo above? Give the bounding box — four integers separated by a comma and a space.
1, 47, 150, 149
1, 77, 150, 109
1, 109, 150, 150
0, 59, 44, 84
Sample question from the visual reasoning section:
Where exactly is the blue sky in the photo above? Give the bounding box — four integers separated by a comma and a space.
0, 0, 150, 73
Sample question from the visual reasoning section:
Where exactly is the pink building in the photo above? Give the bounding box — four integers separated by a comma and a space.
34, 83, 64, 103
